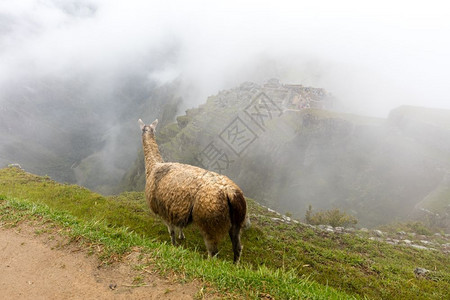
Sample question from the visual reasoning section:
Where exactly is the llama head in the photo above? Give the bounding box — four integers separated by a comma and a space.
138, 119, 158, 134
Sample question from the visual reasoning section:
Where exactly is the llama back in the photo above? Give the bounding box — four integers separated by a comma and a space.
147, 163, 199, 228
147, 162, 245, 229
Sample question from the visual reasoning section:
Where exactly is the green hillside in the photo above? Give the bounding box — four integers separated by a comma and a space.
1, 167, 449, 299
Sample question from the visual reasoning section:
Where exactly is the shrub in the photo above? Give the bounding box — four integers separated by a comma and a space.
305, 205, 358, 227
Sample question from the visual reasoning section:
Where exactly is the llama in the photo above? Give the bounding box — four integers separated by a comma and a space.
139, 118, 247, 263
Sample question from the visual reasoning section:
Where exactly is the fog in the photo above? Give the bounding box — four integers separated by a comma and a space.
1, 1, 450, 193
2, 1, 450, 115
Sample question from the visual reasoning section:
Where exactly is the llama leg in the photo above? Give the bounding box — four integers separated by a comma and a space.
178, 228, 185, 240
229, 225, 243, 263
204, 238, 219, 258
167, 225, 177, 246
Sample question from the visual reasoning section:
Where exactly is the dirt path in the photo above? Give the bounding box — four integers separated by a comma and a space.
0, 224, 204, 300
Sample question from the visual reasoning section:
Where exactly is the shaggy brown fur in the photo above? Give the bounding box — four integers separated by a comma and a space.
139, 119, 247, 263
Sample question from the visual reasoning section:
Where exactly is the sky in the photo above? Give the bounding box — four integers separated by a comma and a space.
1, 0, 450, 117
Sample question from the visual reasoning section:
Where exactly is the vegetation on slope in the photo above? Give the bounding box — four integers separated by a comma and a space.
1, 167, 449, 299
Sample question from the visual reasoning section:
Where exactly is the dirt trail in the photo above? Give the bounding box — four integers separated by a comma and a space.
0, 225, 204, 300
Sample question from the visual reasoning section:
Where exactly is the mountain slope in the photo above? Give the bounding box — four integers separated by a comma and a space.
1, 167, 449, 299
0, 77, 182, 194
124, 80, 450, 228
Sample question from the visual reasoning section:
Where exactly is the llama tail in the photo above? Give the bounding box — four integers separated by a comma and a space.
226, 188, 247, 227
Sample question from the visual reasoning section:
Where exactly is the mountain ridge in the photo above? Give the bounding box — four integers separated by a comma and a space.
123, 81, 450, 228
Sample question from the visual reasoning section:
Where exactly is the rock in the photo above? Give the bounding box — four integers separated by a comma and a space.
360, 228, 369, 232
442, 244, 450, 254
434, 233, 442, 237
345, 228, 356, 233
411, 244, 432, 251
282, 215, 291, 222
414, 267, 429, 278
267, 208, 279, 215
270, 217, 284, 223
8, 163, 22, 169
373, 230, 384, 237
403, 239, 412, 245
397, 231, 406, 236
334, 227, 344, 232
318, 225, 334, 231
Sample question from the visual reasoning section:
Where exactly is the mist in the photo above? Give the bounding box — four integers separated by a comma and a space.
1, 0, 450, 193
2, 1, 450, 113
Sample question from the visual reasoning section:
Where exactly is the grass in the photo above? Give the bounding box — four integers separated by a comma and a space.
1, 167, 450, 299
421, 185, 450, 213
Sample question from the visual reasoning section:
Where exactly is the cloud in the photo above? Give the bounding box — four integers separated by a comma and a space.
0, 1, 448, 114
2, 1, 450, 117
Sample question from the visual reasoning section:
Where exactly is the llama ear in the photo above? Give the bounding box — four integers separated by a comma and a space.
138, 119, 145, 131
150, 119, 158, 130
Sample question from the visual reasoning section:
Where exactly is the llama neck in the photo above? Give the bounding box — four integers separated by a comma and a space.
142, 133, 164, 175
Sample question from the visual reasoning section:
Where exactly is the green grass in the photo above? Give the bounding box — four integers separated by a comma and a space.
1, 167, 450, 299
